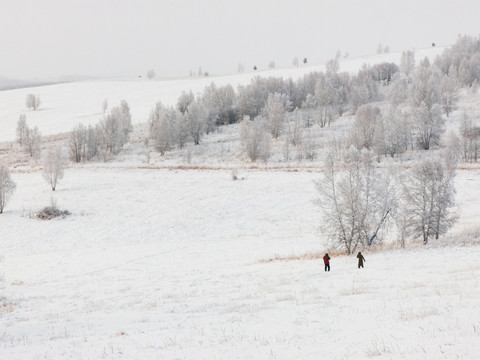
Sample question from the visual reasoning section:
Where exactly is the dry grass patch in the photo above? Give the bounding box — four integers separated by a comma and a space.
259, 249, 346, 263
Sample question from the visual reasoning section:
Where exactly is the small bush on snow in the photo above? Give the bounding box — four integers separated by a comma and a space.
36, 201, 71, 220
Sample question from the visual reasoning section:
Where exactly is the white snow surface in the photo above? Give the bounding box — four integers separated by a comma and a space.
0, 166, 479, 359
2, 44, 480, 359
0, 47, 444, 144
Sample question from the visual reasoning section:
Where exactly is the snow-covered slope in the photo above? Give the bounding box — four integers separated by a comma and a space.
1, 167, 479, 359
3, 43, 480, 360
0, 46, 445, 143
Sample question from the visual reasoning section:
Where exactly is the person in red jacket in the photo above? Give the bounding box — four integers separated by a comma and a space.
323, 253, 331, 272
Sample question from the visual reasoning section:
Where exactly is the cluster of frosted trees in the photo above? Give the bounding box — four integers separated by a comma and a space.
316, 146, 458, 253
313, 35, 480, 251
142, 36, 479, 164
16, 114, 42, 159
65, 36, 480, 164
147, 84, 237, 152
69, 100, 132, 162
143, 62, 384, 160
436, 34, 480, 88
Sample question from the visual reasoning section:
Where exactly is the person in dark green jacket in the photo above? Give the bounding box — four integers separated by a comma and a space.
357, 252, 366, 268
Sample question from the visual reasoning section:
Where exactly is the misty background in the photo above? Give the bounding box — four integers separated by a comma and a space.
0, 0, 479, 81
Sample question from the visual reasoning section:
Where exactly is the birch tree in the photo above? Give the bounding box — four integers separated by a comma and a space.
262, 93, 291, 139
0, 164, 16, 214
42, 148, 67, 191
349, 105, 382, 150
240, 116, 271, 162
185, 101, 207, 145
401, 153, 457, 244
316, 147, 396, 254
440, 71, 458, 117
24, 126, 42, 159
16, 114, 28, 146
26, 94, 41, 110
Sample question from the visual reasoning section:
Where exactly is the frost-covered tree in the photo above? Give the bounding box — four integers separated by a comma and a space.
16, 114, 28, 146
215, 84, 236, 125
401, 152, 457, 244
459, 113, 480, 162
408, 59, 444, 150
350, 83, 370, 112
262, 93, 291, 139
201, 83, 219, 134
411, 103, 444, 150
42, 148, 67, 191
440, 72, 458, 117
400, 50, 415, 77
98, 101, 132, 156
147, 69, 156, 80
24, 126, 42, 159
387, 73, 409, 108
25, 94, 41, 110
86, 125, 100, 160
300, 129, 317, 161
314, 74, 342, 127
349, 105, 382, 150
69, 123, 102, 163
314, 75, 335, 127
350, 65, 379, 112
148, 102, 165, 139
185, 101, 207, 145
435, 34, 480, 87
301, 94, 319, 128
176, 91, 195, 114
369, 62, 399, 85
69, 123, 87, 163
374, 108, 409, 157
148, 102, 180, 155
100, 112, 123, 155
410, 57, 441, 111
0, 164, 16, 214
117, 100, 133, 143
316, 147, 396, 254
286, 109, 303, 147
240, 116, 271, 162
237, 77, 289, 119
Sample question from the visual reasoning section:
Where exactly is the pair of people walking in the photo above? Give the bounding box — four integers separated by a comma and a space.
323, 251, 366, 271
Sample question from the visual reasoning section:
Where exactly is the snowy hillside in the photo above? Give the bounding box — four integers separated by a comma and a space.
2, 41, 480, 360
1, 167, 480, 359
0, 47, 444, 144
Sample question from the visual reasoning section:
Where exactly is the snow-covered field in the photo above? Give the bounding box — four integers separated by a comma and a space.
2, 44, 480, 359
1, 166, 480, 359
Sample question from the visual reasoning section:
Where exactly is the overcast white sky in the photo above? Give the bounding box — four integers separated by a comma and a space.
0, 0, 479, 80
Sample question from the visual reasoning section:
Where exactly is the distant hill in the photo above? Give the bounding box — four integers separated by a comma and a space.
0, 76, 60, 91
0, 75, 101, 91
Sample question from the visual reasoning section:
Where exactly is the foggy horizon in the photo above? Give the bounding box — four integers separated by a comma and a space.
1, 0, 479, 81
